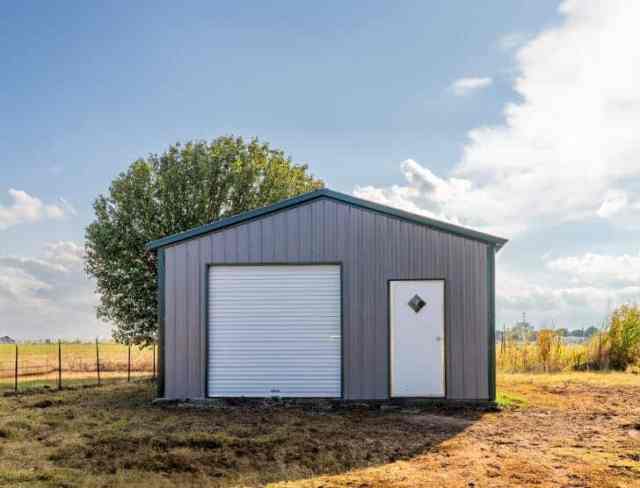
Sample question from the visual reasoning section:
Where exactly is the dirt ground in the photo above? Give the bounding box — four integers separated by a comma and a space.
287, 373, 640, 488
0, 372, 638, 487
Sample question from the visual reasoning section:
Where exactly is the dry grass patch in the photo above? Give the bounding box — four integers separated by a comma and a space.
0, 374, 639, 487
498, 371, 640, 410
0, 380, 480, 487
274, 372, 640, 487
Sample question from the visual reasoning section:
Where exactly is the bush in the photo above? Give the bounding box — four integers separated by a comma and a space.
608, 304, 640, 370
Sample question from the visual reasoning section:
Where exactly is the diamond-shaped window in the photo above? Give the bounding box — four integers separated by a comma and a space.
408, 294, 426, 313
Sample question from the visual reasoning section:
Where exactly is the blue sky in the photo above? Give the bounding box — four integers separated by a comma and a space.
2, 1, 639, 339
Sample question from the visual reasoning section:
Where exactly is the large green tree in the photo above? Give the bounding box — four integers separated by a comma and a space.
85, 136, 323, 345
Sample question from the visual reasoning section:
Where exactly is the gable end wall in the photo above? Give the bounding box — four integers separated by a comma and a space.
162, 197, 490, 400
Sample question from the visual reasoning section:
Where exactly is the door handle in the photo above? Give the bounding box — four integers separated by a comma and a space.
435, 336, 443, 342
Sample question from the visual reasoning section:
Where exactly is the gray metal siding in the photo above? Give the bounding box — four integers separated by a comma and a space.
163, 197, 490, 400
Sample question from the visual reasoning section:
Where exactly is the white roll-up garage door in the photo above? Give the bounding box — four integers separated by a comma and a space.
208, 265, 341, 397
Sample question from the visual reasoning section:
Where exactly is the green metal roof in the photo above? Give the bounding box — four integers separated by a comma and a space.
146, 188, 508, 251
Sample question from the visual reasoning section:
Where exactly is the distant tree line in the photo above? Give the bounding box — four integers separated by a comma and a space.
496, 323, 600, 342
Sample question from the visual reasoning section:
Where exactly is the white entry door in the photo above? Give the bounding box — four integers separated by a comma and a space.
390, 280, 445, 397
208, 265, 341, 398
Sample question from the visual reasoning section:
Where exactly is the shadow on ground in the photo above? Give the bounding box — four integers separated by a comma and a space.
4, 374, 640, 487
22, 380, 486, 486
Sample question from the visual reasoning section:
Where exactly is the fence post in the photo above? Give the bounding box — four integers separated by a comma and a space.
152, 344, 156, 379
58, 340, 62, 390
96, 338, 101, 386
127, 343, 131, 382
14, 344, 18, 393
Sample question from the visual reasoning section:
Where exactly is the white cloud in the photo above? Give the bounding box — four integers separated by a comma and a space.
58, 197, 78, 216
496, 266, 640, 328
357, 1, 640, 237
0, 241, 111, 341
450, 77, 493, 96
355, 1, 640, 329
44, 241, 84, 264
354, 159, 467, 226
547, 251, 640, 287
498, 32, 529, 51
596, 189, 628, 218
0, 189, 69, 230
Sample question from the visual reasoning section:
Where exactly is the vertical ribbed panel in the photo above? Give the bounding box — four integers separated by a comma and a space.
208, 265, 341, 398
164, 197, 491, 401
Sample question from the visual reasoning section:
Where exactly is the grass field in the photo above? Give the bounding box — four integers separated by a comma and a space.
0, 343, 155, 392
0, 372, 638, 487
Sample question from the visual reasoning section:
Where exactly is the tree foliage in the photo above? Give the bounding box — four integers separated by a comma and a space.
584, 326, 600, 337
85, 136, 323, 345
608, 304, 640, 369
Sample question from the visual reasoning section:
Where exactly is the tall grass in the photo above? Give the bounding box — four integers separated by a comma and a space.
498, 304, 640, 373
497, 333, 610, 373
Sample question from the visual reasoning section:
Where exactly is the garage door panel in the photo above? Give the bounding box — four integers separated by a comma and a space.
208, 265, 341, 398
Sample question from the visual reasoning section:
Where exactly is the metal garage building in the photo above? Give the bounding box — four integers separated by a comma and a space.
147, 188, 507, 402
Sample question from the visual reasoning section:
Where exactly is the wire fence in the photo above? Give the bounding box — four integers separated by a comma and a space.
0, 341, 156, 393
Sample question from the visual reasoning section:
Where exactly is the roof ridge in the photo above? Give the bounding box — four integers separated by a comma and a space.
146, 188, 508, 251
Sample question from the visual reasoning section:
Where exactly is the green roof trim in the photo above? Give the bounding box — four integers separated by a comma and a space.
145, 188, 508, 251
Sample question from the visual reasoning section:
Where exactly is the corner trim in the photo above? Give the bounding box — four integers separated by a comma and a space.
157, 248, 166, 398
487, 245, 496, 401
